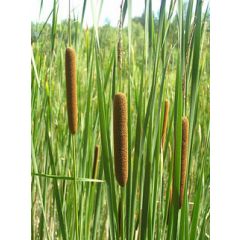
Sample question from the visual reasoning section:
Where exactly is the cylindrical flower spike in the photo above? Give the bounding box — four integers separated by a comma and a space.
65, 47, 78, 134
113, 92, 128, 187
179, 117, 189, 208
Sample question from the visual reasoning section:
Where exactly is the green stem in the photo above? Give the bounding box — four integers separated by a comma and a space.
72, 135, 79, 240
68, 0, 71, 46
118, 187, 125, 240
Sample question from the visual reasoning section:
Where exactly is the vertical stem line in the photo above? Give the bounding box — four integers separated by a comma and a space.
72, 135, 79, 239
121, 187, 125, 240
118, 187, 125, 240
68, 0, 71, 46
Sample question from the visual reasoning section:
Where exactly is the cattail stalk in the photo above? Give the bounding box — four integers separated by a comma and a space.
92, 145, 100, 179
66, 47, 79, 238
117, 36, 122, 71
65, 47, 78, 134
161, 99, 170, 149
179, 117, 189, 208
113, 92, 128, 187
72, 136, 79, 239
117, 1, 123, 72
118, 196, 122, 236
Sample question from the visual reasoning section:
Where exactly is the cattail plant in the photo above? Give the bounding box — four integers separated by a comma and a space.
92, 145, 100, 179
65, 47, 78, 134
32, 0, 210, 238
65, 47, 79, 239
179, 117, 189, 208
113, 92, 128, 187
161, 99, 170, 148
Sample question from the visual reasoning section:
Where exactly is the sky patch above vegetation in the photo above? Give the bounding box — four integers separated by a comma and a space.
32, 0, 209, 26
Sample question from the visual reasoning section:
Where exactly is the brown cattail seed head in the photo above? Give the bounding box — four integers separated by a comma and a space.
113, 93, 128, 187
92, 145, 100, 179
179, 117, 189, 208
161, 99, 170, 149
65, 47, 78, 134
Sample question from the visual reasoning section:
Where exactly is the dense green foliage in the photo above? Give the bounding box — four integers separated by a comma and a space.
31, 0, 209, 239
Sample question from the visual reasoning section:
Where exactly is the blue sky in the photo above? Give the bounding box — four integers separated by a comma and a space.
31, 0, 209, 27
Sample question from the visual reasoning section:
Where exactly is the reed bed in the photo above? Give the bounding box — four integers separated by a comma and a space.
31, 0, 210, 239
